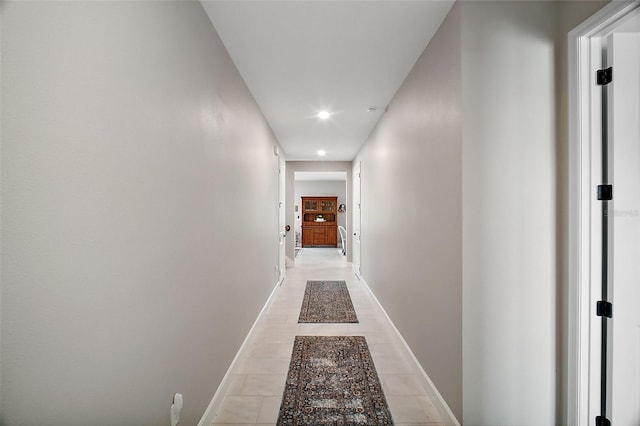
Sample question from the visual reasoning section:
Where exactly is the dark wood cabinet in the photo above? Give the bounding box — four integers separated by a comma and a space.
301, 196, 337, 247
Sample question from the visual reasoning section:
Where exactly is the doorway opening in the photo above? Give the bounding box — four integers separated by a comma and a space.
293, 171, 347, 261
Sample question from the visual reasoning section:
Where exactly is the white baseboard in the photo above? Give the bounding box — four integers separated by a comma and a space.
197, 280, 282, 426
352, 263, 361, 279
199, 274, 459, 426
359, 276, 461, 426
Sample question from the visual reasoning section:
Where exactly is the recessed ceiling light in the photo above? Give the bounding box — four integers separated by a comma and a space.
316, 111, 331, 120
317, 149, 327, 156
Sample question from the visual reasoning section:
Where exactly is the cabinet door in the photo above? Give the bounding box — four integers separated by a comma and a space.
302, 228, 314, 247
304, 199, 318, 211
321, 199, 335, 212
312, 227, 326, 245
326, 227, 337, 246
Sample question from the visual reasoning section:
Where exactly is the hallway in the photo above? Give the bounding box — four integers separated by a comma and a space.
1, 1, 614, 424
210, 248, 444, 425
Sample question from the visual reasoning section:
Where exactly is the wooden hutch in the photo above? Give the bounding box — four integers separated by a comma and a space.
301, 196, 338, 247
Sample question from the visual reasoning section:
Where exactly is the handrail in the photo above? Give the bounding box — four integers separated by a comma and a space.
338, 225, 347, 255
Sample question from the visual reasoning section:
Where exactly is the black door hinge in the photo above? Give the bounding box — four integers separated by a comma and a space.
597, 301, 613, 318
596, 415, 611, 426
598, 185, 613, 201
597, 67, 613, 86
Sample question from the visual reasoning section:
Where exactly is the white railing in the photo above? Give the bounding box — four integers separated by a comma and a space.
338, 225, 347, 255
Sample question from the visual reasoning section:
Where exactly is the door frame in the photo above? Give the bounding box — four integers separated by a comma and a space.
285, 163, 353, 264
568, 1, 640, 423
352, 162, 362, 278
277, 152, 286, 284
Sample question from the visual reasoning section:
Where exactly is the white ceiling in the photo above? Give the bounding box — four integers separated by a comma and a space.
201, 1, 454, 161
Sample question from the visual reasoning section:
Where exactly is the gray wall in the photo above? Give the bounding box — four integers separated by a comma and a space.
461, 2, 605, 425
294, 180, 347, 238
461, 3, 557, 423
353, 4, 463, 419
1, 2, 280, 425
353, 1, 606, 424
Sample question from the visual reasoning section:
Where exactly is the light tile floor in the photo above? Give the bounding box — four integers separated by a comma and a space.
211, 248, 444, 426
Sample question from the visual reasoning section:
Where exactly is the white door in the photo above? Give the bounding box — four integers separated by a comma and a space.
608, 32, 640, 425
353, 163, 361, 278
278, 155, 286, 283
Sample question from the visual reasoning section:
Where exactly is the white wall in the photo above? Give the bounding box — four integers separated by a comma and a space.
1, 2, 281, 425
353, 4, 463, 419
294, 180, 347, 240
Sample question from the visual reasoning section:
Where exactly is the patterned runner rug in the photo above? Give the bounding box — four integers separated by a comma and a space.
277, 336, 393, 425
298, 280, 359, 323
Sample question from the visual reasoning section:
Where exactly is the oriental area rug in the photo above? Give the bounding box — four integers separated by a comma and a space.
298, 280, 359, 323
277, 336, 393, 425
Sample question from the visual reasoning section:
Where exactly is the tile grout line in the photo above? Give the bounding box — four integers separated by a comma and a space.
207, 248, 448, 425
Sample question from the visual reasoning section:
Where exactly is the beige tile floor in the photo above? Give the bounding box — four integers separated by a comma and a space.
211, 248, 444, 426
